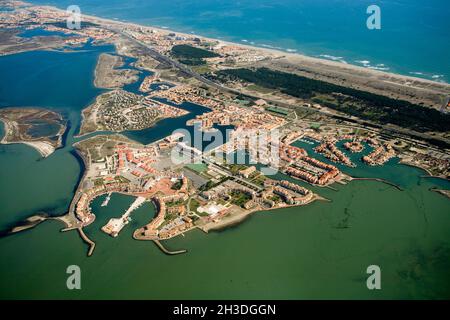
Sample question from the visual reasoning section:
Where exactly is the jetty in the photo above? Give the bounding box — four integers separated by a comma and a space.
351, 177, 403, 191
78, 227, 96, 256
101, 196, 146, 237
8, 215, 47, 234
153, 240, 187, 255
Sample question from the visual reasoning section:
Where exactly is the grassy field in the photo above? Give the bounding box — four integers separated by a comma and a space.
171, 44, 220, 66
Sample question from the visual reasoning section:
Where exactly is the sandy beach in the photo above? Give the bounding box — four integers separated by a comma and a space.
200, 193, 323, 233
40, 4, 448, 87
0, 117, 56, 157
34, 3, 449, 110
21, 140, 55, 157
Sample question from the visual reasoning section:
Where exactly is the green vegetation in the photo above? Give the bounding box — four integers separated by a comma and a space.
216, 198, 228, 205
267, 106, 289, 116
191, 64, 213, 74
189, 215, 199, 222
94, 178, 103, 186
104, 141, 120, 154
226, 164, 247, 175
199, 176, 231, 191
171, 44, 220, 66
251, 174, 267, 187
165, 199, 184, 207
199, 180, 215, 191
229, 190, 252, 208
310, 123, 321, 130
269, 195, 281, 202
247, 84, 274, 94
115, 176, 130, 183
185, 163, 208, 174
179, 59, 206, 66
171, 180, 183, 190
189, 198, 201, 213
196, 210, 209, 217
215, 67, 450, 132
165, 213, 177, 221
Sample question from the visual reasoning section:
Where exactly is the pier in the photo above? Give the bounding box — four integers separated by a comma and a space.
351, 177, 403, 191
101, 196, 146, 237
153, 240, 187, 255
78, 227, 96, 256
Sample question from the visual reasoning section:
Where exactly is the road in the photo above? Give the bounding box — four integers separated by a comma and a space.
202, 156, 263, 192
109, 27, 326, 114
109, 27, 450, 150
110, 28, 230, 88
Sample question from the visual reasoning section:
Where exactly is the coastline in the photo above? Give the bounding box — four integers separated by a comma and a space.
39, 4, 450, 90
397, 158, 449, 182
61, 143, 89, 229
430, 188, 450, 200
4, 1, 448, 252
398, 158, 434, 176
5, 212, 75, 236
93, 52, 139, 89
0, 118, 56, 157
199, 193, 324, 233
77, 94, 191, 138
3, 147, 89, 238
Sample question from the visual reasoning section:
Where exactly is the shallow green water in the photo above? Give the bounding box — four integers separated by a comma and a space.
0, 173, 449, 299
0, 34, 449, 300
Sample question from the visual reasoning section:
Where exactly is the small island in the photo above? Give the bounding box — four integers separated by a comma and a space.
0, 107, 66, 157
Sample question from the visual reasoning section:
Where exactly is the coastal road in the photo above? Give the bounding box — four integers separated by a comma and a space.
109, 27, 450, 150
108, 27, 322, 113
109, 28, 224, 87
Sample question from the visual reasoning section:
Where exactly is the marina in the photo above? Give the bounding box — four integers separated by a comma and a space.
101, 196, 146, 237
0, 0, 448, 301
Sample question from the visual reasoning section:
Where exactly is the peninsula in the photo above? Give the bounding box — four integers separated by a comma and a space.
79, 89, 188, 135
94, 53, 140, 89
0, 107, 66, 157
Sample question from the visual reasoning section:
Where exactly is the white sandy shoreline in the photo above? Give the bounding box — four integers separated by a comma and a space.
0, 137, 55, 157
36, 4, 450, 89
0, 117, 56, 157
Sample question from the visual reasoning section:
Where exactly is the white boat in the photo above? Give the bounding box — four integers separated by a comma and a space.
101, 193, 112, 207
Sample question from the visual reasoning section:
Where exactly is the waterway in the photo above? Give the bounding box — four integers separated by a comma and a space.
19, 27, 75, 38
0, 28, 449, 299
26, 0, 450, 83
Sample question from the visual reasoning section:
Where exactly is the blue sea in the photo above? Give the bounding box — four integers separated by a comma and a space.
25, 0, 450, 83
